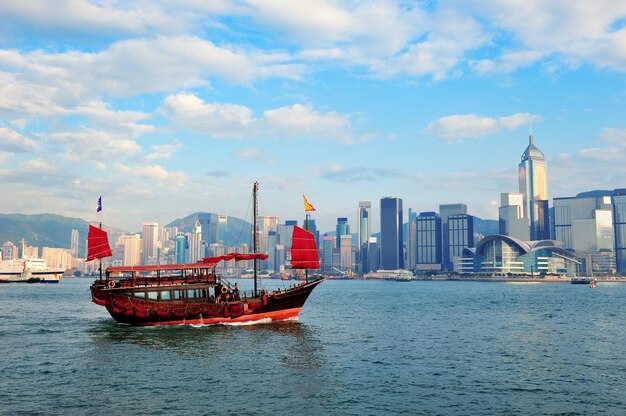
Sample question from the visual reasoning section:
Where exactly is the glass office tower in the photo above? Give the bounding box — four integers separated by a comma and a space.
613, 189, 626, 274
519, 134, 550, 240
380, 197, 404, 270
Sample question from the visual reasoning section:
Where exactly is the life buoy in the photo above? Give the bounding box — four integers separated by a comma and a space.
220, 286, 228, 294
107, 280, 116, 289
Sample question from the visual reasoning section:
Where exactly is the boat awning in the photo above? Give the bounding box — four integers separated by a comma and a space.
106, 262, 217, 274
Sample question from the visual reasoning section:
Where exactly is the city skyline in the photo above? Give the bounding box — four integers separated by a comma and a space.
1, 2, 626, 233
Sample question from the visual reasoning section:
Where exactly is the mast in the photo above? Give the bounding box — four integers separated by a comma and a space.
305, 213, 309, 284
253, 181, 259, 297
99, 220, 103, 281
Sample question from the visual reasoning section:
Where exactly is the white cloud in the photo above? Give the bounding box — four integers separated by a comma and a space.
22, 158, 55, 172
162, 93, 256, 138
0, 36, 301, 124
471, 0, 626, 72
49, 129, 142, 161
116, 163, 186, 187
424, 113, 539, 142
0, 127, 37, 153
162, 93, 360, 143
232, 147, 272, 163
74, 101, 154, 137
145, 141, 182, 161
264, 104, 354, 143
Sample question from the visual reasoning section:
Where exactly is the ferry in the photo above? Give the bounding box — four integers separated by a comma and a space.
363, 269, 414, 281
0, 258, 64, 283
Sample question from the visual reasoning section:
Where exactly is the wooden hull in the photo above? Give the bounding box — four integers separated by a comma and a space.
91, 278, 324, 327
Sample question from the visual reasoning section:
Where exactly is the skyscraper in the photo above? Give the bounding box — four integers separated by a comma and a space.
357, 201, 372, 250
416, 212, 442, 270
406, 208, 418, 270
336, 217, 350, 248
123, 234, 141, 266
322, 235, 334, 274
519, 133, 549, 240
448, 214, 474, 271
380, 197, 403, 270
612, 188, 626, 274
198, 213, 217, 245
70, 229, 79, 257
499, 192, 530, 240
141, 222, 159, 265
439, 203, 467, 270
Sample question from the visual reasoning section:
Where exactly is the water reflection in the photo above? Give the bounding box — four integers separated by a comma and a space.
88, 319, 324, 369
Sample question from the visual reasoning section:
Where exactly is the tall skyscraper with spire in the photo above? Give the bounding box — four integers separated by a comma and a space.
519, 131, 550, 240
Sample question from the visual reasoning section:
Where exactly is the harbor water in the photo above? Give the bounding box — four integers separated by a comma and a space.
1, 279, 624, 415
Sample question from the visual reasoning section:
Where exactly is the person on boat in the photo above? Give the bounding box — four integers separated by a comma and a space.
233, 283, 240, 300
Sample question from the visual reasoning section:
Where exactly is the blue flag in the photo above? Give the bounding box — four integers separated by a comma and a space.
97, 196, 102, 213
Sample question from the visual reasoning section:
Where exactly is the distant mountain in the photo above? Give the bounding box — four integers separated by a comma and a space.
473, 217, 499, 237
166, 212, 253, 247
0, 214, 90, 256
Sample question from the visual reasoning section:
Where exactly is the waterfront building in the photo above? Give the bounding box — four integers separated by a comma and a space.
362, 237, 380, 274
460, 235, 578, 277
266, 231, 278, 272
141, 222, 159, 265
275, 244, 286, 273
449, 214, 474, 272
258, 216, 279, 257
380, 197, 404, 270
22, 245, 39, 259
499, 193, 530, 241
42, 247, 73, 270
278, 220, 297, 248
519, 133, 550, 240
188, 219, 203, 262
553, 194, 614, 275
303, 218, 319, 250
2, 241, 18, 260
216, 215, 228, 244
339, 234, 352, 273
357, 201, 372, 249
613, 188, 626, 274
336, 217, 350, 248
415, 212, 442, 271
439, 203, 467, 270
322, 235, 334, 274
198, 213, 217, 245
406, 209, 418, 270
71, 229, 79, 258
123, 234, 142, 266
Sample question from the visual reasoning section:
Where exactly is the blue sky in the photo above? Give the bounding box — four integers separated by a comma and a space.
1, 1, 626, 233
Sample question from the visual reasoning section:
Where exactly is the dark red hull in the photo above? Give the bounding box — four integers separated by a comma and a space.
91, 278, 323, 326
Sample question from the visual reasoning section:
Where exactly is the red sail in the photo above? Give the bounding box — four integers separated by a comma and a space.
87, 225, 112, 261
290, 225, 320, 269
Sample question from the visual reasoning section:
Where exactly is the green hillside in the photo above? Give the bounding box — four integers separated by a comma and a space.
0, 213, 90, 256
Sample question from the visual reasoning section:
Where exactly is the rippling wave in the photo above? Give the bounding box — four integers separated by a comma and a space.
1, 279, 625, 415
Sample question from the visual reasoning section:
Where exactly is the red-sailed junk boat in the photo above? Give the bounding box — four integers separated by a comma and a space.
89, 182, 324, 326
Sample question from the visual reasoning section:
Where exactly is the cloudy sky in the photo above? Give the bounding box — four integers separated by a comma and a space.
1, 1, 626, 233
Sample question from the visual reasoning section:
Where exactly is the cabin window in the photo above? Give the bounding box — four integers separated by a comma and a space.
173, 290, 183, 300
147, 292, 158, 300
133, 292, 147, 299
187, 290, 197, 299
160, 291, 171, 301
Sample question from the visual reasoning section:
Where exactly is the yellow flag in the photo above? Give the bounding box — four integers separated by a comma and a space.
303, 195, 316, 212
